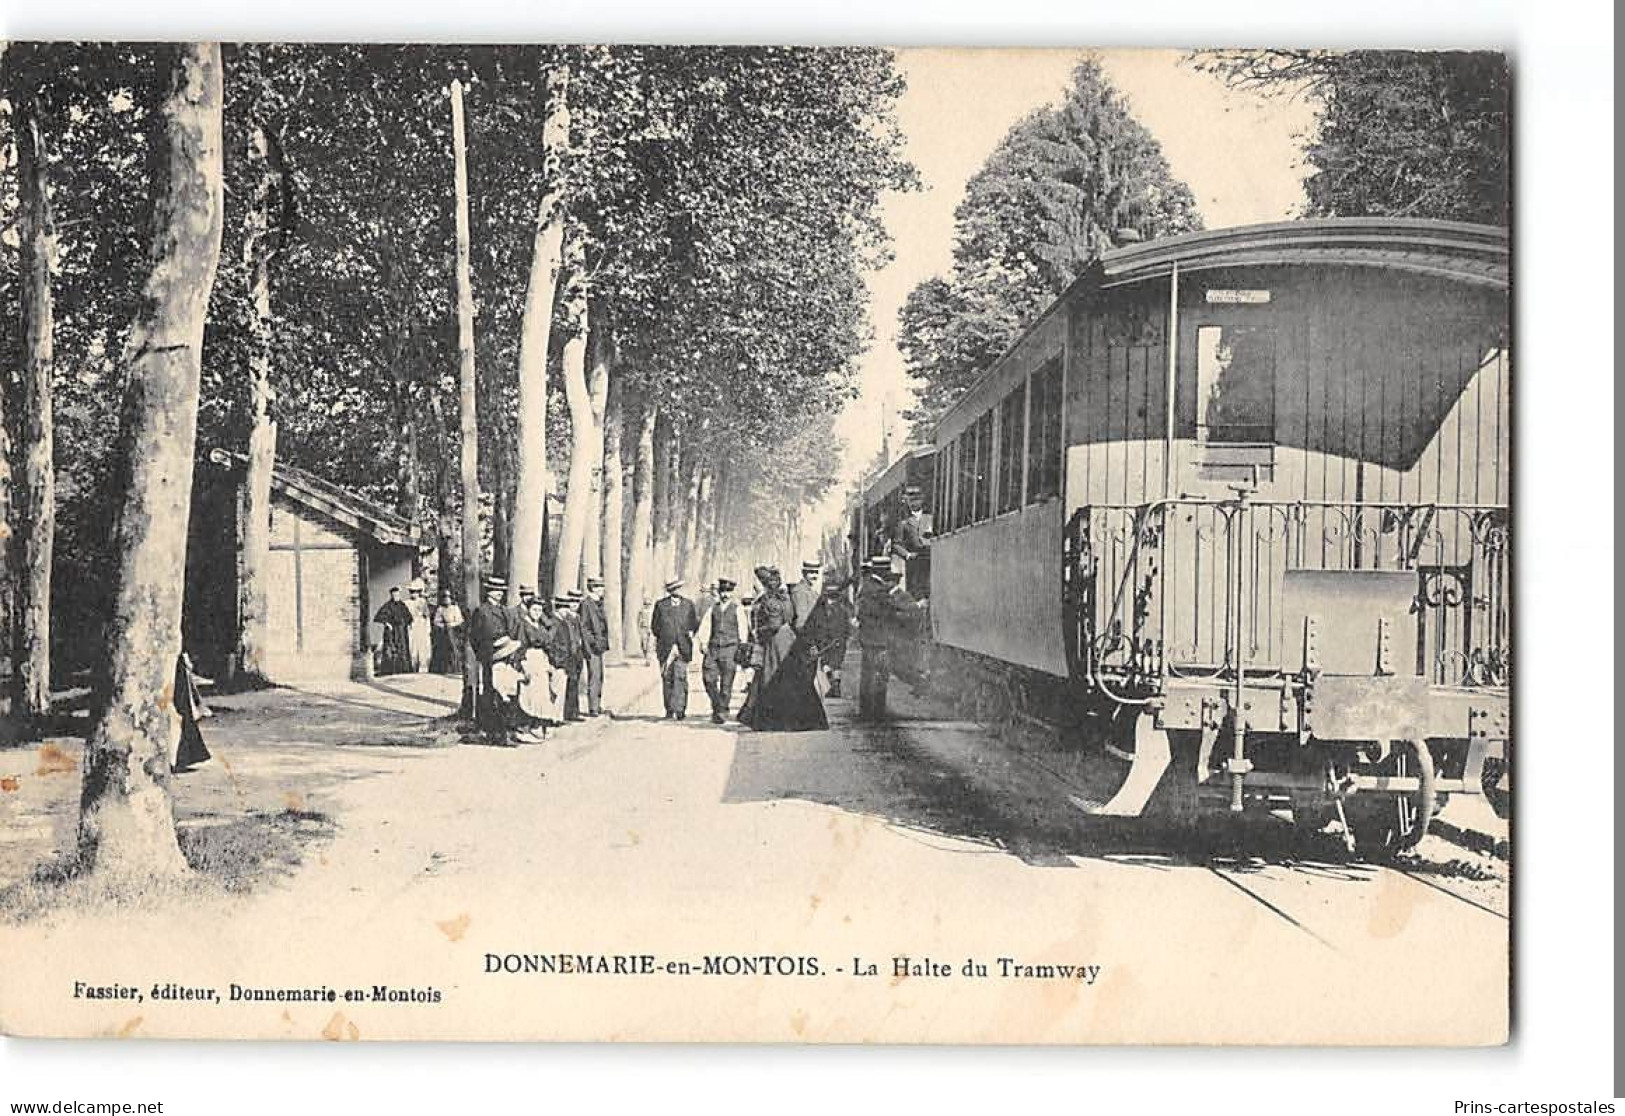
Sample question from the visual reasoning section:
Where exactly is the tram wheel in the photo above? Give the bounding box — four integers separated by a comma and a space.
1345, 740, 1437, 859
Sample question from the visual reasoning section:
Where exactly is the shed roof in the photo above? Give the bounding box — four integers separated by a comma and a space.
206, 448, 428, 549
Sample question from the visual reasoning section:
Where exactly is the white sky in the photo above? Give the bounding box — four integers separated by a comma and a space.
831, 48, 1317, 489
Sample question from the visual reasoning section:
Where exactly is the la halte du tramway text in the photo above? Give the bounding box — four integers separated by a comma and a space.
483, 952, 1105, 983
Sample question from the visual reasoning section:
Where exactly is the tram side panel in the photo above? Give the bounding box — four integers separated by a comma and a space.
930, 310, 1069, 676
1067, 266, 1509, 685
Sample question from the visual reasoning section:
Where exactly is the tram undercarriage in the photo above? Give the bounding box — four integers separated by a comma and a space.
1061, 497, 1510, 857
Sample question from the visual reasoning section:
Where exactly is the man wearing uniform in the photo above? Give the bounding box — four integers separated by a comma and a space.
697, 577, 746, 723
788, 560, 821, 632
855, 556, 923, 720
651, 578, 700, 719
890, 485, 930, 588
580, 577, 611, 717
467, 575, 517, 744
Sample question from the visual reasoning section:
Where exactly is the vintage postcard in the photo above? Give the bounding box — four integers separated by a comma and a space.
0, 43, 1510, 1043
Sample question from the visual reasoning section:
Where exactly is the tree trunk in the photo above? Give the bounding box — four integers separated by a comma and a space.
230, 119, 279, 688
450, 78, 481, 714
551, 258, 594, 597
676, 447, 701, 578
79, 43, 224, 880
581, 325, 609, 585
696, 458, 720, 585
508, 62, 570, 603
623, 401, 654, 655
599, 363, 625, 657
11, 82, 55, 731
650, 410, 673, 596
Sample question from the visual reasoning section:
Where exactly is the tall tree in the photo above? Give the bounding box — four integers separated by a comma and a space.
8, 46, 57, 730
1195, 50, 1510, 225
598, 362, 625, 656
622, 400, 654, 655
509, 60, 570, 601
79, 43, 225, 878
450, 76, 481, 707
898, 58, 1200, 432
225, 44, 298, 686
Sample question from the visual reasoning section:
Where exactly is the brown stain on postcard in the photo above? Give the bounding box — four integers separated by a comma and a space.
0, 775, 19, 792
437, 913, 471, 941
116, 1015, 144, 1038
35, 743, 77, 776
321, 1012, 360, 1041
1367, 869, 1422, 940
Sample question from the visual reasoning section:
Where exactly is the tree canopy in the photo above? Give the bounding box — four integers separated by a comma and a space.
1194, 49, 1510, 226
897, 58, 1200, 434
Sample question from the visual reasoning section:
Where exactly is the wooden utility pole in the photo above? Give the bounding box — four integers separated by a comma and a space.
450, 79, 481, 713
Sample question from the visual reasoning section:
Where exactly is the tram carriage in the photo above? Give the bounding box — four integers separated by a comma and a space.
925, 218, 1510, 856
850, 445, 936, 594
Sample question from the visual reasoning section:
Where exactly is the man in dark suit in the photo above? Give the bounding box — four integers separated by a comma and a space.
650, 578, 699, 720
558, 592, 587, 722
467, 575, 516, 743
580, 577, 610, 717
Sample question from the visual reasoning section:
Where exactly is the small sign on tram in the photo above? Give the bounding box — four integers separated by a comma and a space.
1205, 288, 1272, 304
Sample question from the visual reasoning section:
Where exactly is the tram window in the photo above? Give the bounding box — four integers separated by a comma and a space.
1027, 358, 1063, 502
973, 411, 994, 521
997, 382, 1025, 513
955, 429, 975, 528
1196, 325, 1275, 444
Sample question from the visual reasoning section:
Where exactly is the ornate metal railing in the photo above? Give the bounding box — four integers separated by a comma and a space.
1064, 499, 1510, 693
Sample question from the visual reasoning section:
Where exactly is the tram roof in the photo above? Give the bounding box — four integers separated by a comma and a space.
861, 444, 933, 505
930, 218, 1509, 439
1097, 217, 1508, 290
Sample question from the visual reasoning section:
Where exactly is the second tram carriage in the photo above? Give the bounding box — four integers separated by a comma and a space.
877, 218, 1509, 856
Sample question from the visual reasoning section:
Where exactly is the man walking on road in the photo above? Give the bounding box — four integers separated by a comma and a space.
697, 577, 746, 723
581, 577, 610, 717
651, 578, 700, 720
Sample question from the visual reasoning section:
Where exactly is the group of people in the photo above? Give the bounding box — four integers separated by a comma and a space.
372, 580, 466, 676
466, 576, 612, 746
647, 555, 927, 731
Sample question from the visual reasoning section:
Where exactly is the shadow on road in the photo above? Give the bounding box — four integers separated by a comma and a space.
719, 698, 1362, 872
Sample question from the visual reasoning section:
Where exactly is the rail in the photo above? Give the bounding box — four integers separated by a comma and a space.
1065, 498, 1510, 697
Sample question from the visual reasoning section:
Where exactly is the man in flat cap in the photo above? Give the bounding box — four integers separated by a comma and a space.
650, 578, 699, 719
581, 578, 610, 717
697, 577, 746, 723
855, 555, 923, 720
556, 591, 587, 722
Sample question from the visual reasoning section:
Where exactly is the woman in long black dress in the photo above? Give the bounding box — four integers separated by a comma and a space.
172, 653, 212, 773
749, 579, 840, 733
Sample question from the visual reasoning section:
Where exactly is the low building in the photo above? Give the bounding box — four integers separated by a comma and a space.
186, 450, 431, 685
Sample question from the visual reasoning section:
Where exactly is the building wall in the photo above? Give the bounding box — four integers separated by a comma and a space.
264, 493, 365, 683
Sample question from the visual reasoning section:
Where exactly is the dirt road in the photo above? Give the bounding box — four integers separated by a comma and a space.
0, 658, 1507, 1044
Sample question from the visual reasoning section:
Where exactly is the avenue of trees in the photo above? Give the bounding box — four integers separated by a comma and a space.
0, 43, 914, 878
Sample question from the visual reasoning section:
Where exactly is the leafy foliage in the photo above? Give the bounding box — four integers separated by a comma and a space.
1194, 49, 1510, 225
898, 58, 1200, 433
